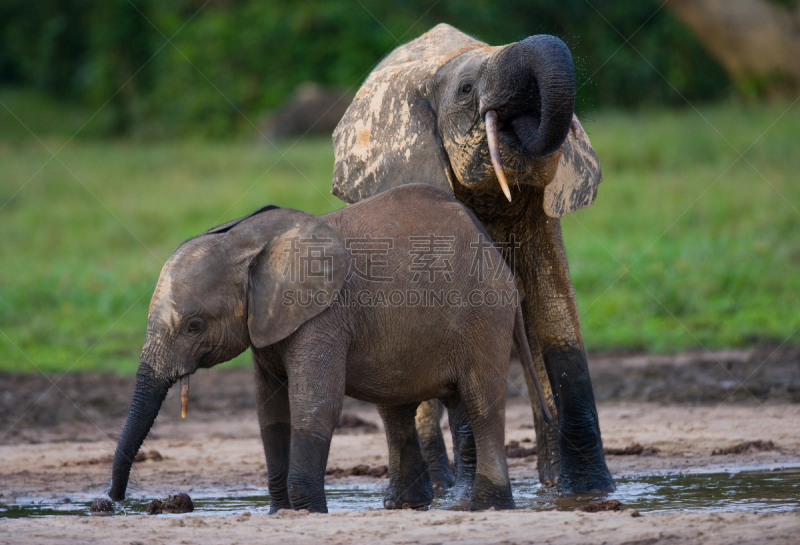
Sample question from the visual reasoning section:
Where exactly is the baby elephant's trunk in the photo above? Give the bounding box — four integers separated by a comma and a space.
514, 306, 554, 425
109, 363, 171, 502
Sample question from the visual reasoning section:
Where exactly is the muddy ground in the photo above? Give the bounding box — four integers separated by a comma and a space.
1, 347, 799, 543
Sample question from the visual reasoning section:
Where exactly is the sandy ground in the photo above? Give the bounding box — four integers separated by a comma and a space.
1, 348, 799, 543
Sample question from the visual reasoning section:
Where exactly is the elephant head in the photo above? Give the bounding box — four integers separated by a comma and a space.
108, 207, 346, 501
332, 23, 601, 216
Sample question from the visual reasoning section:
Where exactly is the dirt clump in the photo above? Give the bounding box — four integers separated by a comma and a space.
88, 498, 114, 516
146, 493, 194, 515
336, 413, 379, 433
326, 464, 388, 478
605, 442, 660, 456
576, 499, 622, 512
712, 440, 777, 455
71, 449, 164, 467
505, 440, 537, 458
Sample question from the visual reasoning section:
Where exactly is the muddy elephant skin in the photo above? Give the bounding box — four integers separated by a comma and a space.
332, 24, 613, 494
108, 184, 546, 513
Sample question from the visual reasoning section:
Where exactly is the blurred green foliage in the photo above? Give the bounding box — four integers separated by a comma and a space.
1, 88, 798, 373
0, 0, 731, 137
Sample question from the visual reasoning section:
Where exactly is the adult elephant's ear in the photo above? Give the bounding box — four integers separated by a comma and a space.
332, 24, 486, 204
543, 115, 603, 218
237, 209, 346, 348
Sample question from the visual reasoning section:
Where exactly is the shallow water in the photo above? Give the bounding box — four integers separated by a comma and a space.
2, 468, 799, 518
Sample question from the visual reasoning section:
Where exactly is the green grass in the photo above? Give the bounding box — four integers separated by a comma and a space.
566, 104, 800, 351
0, 88, 798, 373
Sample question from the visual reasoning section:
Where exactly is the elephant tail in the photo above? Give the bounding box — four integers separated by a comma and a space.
514, 305, 554, 425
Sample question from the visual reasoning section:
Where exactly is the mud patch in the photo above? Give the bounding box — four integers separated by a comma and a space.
576, 499, 622, 512
505, 440, 537, 458
712, 440, 777, 455
88, 498, 113, 516
326, 464, 389, 478
336, 413, 379, 433
146, 493, 194, 515
605, 443, 660, 456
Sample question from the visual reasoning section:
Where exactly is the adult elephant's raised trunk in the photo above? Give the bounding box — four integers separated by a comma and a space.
487, 35, 576, 158
108, 362, 170, 502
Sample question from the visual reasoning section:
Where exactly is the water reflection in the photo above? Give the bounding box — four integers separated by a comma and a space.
2, 468, 798, 518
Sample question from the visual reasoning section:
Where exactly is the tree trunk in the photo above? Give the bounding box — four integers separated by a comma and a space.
667, 0, 800, 95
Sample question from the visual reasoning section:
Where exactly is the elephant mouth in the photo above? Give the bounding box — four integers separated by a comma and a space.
494, 110, 542, 156
485, 109, 542, 202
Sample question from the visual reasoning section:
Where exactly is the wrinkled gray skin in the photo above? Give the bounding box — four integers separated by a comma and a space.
109, 184, 539, 513
333, 24, 614, 494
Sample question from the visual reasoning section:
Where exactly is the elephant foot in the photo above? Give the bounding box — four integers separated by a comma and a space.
287, 480, 328, 513
383, 497, 432, 510
449, 479, 472, 504
556, 400, 616, 494
535, 418, 561, 487
429, 464, 456, 495
383, 479, 434, 511
268, 500, 292, 515
267, 487, 291, 515
467, 475, 515, 511
557, 468, 615, 494
449, 458, 476, 502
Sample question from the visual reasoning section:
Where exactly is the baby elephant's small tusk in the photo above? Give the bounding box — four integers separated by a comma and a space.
485, 110, 512, 202
180, 375, 189, 419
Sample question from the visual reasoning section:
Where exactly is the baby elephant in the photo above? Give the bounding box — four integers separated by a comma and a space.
108, 184, 550, 512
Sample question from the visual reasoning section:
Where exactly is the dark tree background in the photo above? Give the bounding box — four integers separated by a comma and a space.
0, 0, 733, 136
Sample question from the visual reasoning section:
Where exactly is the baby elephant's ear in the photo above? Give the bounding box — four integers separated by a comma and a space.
543, 115, 603, 218
247, 210, 346, 348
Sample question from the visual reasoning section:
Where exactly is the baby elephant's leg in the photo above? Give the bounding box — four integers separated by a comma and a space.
253, 354, 291, 514
285, 344, 346, 513
459, 375, 515, 510
415, 399, 455, 493
447, 402, 477, 502
378, 403, 434, 509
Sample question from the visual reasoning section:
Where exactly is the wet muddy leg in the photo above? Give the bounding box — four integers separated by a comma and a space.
285, 346, 346, 513
378, 403, 434, 509
253, 350, 292, 514
416, 399, 456, 493
447, 402, 477, 503
458, 380, 514, 510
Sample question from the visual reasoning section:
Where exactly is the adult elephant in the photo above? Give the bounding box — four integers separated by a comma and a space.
331, 24, 614, 493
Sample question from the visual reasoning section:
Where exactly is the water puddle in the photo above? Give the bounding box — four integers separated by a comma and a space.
2, 468, 798, 518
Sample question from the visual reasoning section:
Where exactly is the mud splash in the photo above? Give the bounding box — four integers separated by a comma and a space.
2, 468, 798, 518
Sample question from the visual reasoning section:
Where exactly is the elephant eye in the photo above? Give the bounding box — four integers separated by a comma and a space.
460, 82, 473, 94
186, 317, 205, 334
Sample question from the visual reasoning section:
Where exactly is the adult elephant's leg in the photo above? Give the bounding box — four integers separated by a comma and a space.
513, 329, 561, 488
522, 207, 614, 493
253, 350, 292, 514
415, 399, 455, 493
379, 403, 434, 509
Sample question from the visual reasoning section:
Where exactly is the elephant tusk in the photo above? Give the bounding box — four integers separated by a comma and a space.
180, 375, 189, 418
485, 110, 512, 202
570, 114, 582, 138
